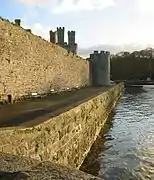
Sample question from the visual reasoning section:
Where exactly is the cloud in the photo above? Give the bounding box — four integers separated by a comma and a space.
18, 0, 43, 3
21, 20, 51, 41
52, 0, 115, 14
16, 0, 116, 14
14, 0, 116, 43
28, 23, 50, 40
136, 0, 154, 13
15, 0, 116, 39
18, 0, 50, 5
78, 43, 154, 57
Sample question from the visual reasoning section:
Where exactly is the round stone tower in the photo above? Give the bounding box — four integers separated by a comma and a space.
89, 51, 110, 86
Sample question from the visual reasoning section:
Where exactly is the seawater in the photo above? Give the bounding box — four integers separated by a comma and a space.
80, 85, 154, 180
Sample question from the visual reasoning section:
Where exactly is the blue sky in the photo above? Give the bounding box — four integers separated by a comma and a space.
1, 0, 154, 50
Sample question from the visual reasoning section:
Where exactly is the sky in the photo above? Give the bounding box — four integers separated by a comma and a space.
1, 0, 154, 51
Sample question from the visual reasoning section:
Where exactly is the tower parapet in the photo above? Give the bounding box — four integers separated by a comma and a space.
14, 19, 21, 26
94, 51, 99, 54
89, 51, 110, 86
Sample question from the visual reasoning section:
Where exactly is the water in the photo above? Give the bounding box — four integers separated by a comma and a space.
80, 85, 154, 180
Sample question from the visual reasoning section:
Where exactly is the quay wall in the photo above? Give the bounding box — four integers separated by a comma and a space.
0, 18, 89, 103
0, 83, 124, 169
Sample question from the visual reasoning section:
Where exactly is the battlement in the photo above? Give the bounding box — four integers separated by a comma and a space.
68, 31, 75, 35
89, 51, 110, 61
100, 51, 105, 54
14, 19, 21, 26
93, 50, 110, 55
94, 51, 99, 54
100, 51, 110, 55
57, 27, 65, 31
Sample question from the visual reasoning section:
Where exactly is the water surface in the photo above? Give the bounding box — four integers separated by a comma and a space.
81, 85, 154, 180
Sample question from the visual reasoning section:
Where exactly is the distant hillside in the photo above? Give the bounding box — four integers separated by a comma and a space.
77, 44, 154, 58
114, 48, 154, 59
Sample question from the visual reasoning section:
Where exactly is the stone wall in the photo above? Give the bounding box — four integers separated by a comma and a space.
0, 18, 89, 103
0, 83, 124, 169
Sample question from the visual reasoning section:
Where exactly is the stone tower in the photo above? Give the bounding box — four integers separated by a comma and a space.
89, 51, 98, 86
49, 30, 58, 44
57, 27, 65, 46
68, 31, 75, 46
68, 31, 77, 54
49, 27, 77, 54
89, 51, 110, 86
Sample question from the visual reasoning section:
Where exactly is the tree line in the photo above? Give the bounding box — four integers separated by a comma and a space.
110, 48, 154, 80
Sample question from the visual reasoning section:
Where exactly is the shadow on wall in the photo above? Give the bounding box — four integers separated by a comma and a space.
80, 109, 116, 176
0, 171, 25, 180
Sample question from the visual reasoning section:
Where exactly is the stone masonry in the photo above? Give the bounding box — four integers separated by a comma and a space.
0, 83, 124, 170
0, 18, 89, 103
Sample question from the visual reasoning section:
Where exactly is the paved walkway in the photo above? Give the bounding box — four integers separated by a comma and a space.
0, 86, 111, 128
